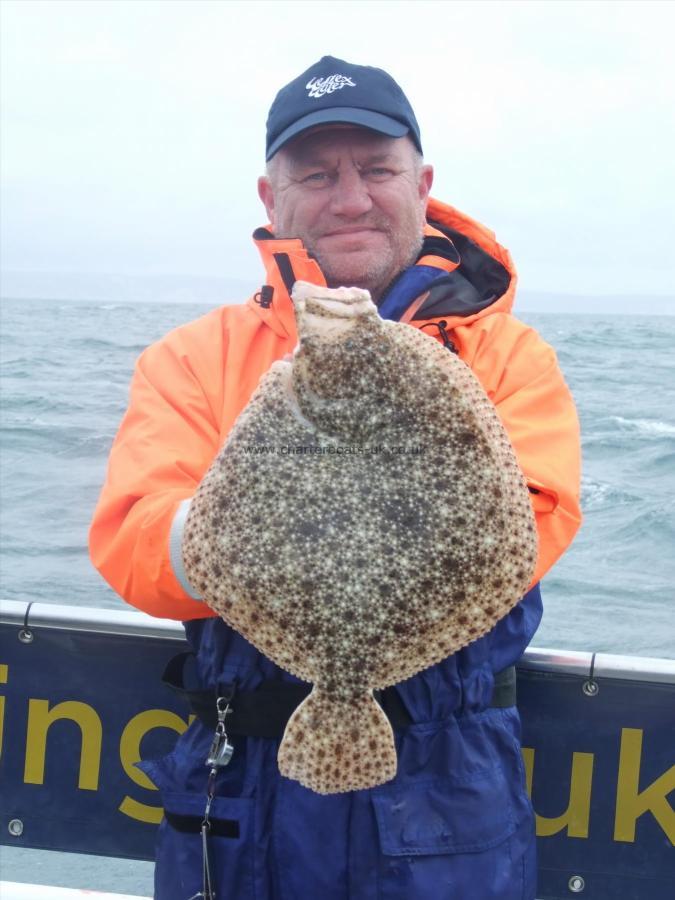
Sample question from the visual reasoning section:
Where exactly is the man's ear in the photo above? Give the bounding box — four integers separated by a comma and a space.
258, 176, 275, 228
418, 164, 434, 205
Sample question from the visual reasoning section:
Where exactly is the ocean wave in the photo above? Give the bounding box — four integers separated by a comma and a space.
581, 478, 613, 510
1, 419, 116, 457
1, 397, 90, 416
580, 476, 638, 510
610, 416, 675, 437
651, 449, 675, 474
0, 364, 33, 379
610, 505, 675, 543
73, 337, 149, 352
1, 543, 91, 558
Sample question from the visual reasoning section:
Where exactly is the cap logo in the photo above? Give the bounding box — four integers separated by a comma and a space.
305, 74, 356, 99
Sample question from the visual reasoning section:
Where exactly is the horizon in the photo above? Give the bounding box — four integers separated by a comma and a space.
2, 272, 675, 317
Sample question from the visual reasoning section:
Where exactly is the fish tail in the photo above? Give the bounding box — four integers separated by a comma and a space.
278, 688, 397, 794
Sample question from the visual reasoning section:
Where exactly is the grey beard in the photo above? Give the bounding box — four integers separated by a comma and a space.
309, 235, 424, 303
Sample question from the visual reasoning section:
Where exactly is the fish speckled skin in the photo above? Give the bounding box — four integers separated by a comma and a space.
182, 281, 537, 794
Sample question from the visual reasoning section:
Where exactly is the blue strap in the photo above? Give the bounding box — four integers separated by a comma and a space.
377, 265, 449, 323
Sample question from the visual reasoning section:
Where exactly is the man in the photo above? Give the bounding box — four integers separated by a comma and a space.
90, 56, 581, 899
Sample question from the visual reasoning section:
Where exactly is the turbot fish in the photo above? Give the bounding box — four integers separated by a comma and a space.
182, 281, 538, 795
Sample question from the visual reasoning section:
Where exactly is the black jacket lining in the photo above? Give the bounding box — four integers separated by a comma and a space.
419, 235, 461, 266
413, 273, 497, 320
272, 253, 297, 294
413, 221, 511, 319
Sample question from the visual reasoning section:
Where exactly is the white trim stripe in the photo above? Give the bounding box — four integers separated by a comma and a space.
0, 883, 150, 900
169, 497, 201, 600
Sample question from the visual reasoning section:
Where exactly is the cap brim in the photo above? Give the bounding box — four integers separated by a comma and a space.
266, 108, 409, 160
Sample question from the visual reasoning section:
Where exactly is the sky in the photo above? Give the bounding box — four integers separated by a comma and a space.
1, 0, 675, 306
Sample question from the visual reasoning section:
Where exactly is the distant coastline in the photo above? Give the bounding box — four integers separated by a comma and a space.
516, 291, 675, 317
1, 271, 674, 316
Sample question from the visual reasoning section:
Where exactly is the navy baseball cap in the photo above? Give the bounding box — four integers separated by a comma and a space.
265, 55, 423, 161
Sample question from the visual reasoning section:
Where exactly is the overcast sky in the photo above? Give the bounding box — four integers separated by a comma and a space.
1, 0, 674, 302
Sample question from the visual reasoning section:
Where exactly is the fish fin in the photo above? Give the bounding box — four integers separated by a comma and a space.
278, 687, 397, 794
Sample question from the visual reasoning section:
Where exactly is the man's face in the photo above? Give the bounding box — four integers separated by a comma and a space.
258, 129, 434, 301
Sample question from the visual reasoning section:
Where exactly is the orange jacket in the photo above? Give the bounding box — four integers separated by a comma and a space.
89, 197, 582, 620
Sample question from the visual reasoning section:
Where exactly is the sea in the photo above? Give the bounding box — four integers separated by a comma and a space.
1, 297, 674, 894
